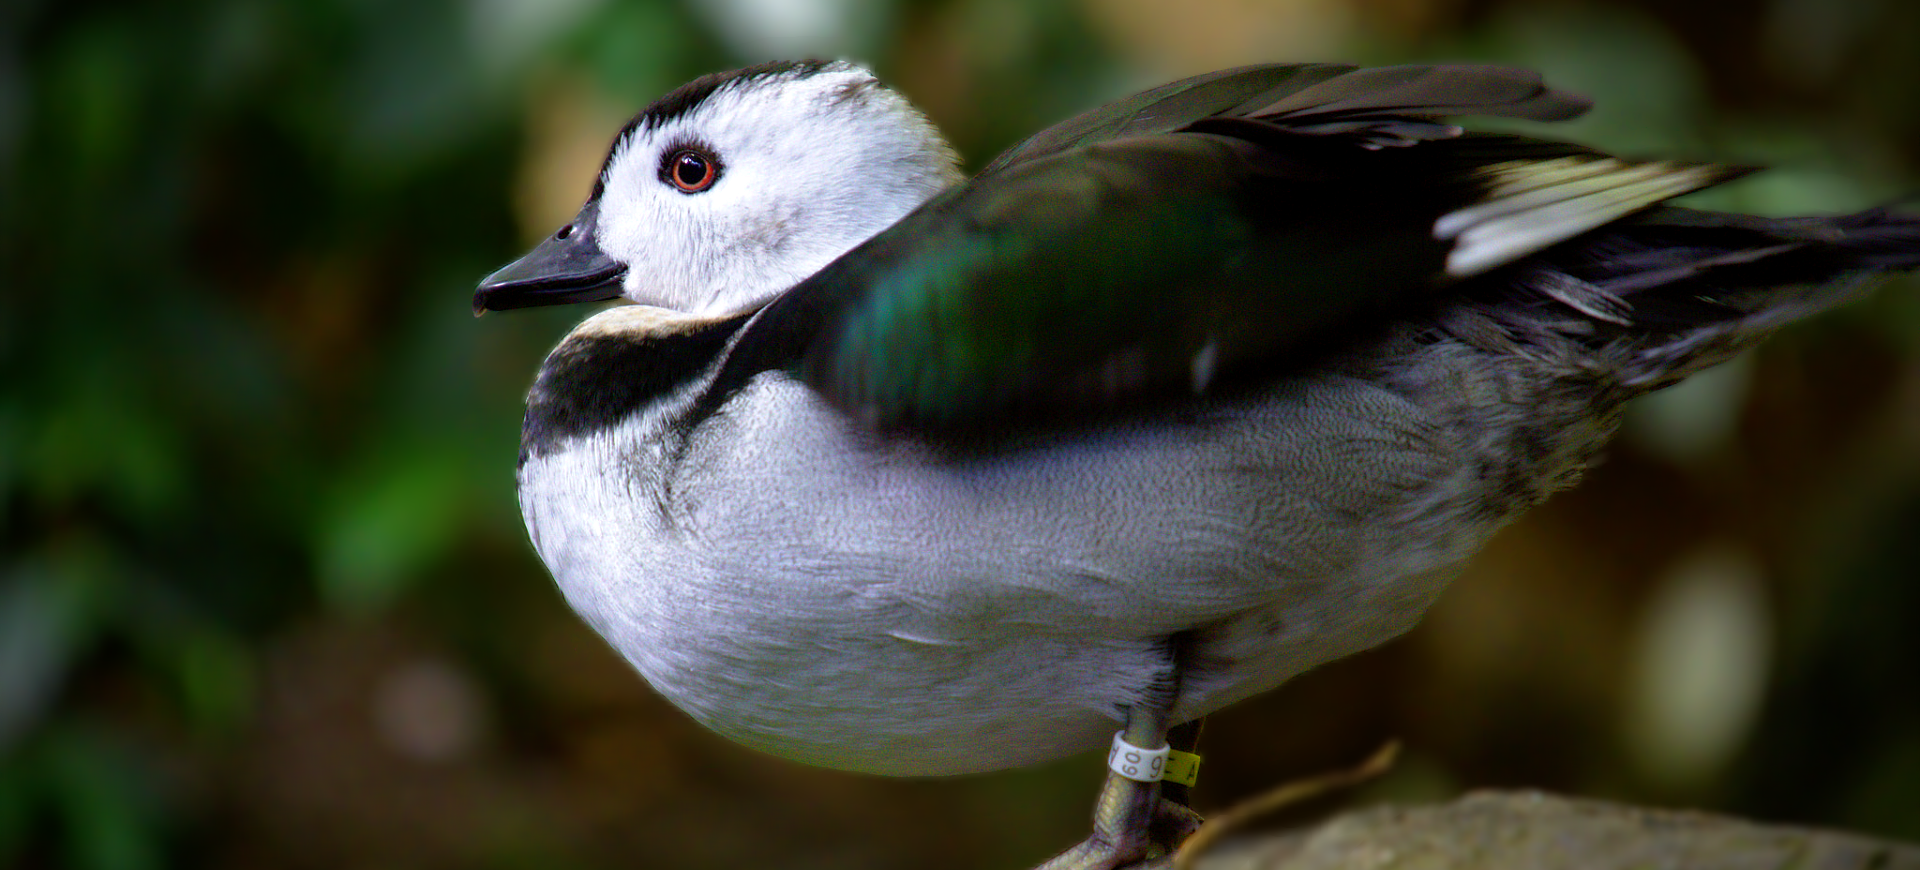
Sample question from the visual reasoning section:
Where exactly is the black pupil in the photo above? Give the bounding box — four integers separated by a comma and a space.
675, 153, 708, 187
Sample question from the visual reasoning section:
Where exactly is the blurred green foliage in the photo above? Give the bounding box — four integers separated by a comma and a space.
3, 0, 1917, 868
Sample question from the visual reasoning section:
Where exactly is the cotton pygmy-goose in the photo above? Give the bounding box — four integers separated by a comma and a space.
473, 60, 1920, 869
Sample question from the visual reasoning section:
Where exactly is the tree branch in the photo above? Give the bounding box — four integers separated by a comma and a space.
1192, 791, 1919, 870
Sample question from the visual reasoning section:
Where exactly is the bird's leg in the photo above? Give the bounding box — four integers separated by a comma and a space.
1032, 704, 1174, 870
1157, 717, 1204, 809
1151, 716, 1206, 846
1036, 637, 1198, 868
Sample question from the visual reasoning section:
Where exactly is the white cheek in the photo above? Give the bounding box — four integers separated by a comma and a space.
600, 178, 689, 298
708, 167, 804, 256
598, 174, 767, 312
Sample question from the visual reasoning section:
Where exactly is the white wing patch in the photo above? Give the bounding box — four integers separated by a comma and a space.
1436, 156, 1734, 277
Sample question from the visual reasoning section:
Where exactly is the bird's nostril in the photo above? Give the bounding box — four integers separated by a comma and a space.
556, 224, 574, 240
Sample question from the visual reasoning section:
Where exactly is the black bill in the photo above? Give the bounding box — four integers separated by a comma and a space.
472, 202, 627, 315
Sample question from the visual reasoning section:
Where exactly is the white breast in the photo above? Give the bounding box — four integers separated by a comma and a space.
517, 355, 1510, 775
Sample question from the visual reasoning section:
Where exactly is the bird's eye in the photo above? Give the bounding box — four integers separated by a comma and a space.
666, 149, 718, 193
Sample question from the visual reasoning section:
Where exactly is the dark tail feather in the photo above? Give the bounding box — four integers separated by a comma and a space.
1824, 205, 1920, 272
1604, 205, 1919, 388
1587, 205, 1920, 296
1452, 205, 1920, 392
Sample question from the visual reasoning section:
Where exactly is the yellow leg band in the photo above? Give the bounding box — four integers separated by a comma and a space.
1163, 748, 1202, 787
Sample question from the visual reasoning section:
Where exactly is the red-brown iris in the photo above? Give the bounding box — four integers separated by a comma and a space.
668, 149, 717, 193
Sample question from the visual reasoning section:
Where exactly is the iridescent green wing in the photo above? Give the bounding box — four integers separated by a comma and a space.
731, 65, 1741, 430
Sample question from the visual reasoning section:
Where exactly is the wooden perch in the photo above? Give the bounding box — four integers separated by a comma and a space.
1189, 791, 1920, 870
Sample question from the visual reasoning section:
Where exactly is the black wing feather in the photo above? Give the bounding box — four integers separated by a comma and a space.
721, 64, 1728, 432
978, 64, 1358, 174
1238, 64, 1589, 123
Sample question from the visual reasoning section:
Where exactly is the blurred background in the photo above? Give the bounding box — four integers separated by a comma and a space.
4, 0, 1919, 867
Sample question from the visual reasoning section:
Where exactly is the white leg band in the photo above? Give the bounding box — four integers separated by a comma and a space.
1107, 731, 1170, 782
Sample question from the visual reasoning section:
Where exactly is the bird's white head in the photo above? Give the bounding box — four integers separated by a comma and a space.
475, 60, 963, 317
